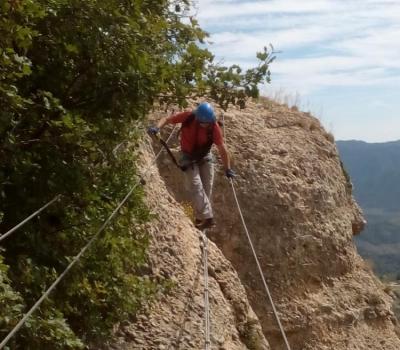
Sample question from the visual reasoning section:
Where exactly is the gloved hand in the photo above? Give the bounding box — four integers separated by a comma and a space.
148, 126, 160, 136
225, 169, 235, 179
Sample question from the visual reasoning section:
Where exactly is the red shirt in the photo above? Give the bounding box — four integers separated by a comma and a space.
168, 111, 223, 155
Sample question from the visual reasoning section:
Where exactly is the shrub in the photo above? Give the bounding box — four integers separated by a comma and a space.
0, 0, 273, 347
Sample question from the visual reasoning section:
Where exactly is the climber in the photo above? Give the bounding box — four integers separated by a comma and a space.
148, 102, 235, 230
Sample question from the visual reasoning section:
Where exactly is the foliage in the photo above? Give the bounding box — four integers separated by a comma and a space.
240, 319, 265, 350
202, 46, 275, 110
1, 253, 83, 350
0, 254, 24, 342
0, 0, 273, 348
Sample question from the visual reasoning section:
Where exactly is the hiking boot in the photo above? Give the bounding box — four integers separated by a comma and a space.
195, 218, 215, 230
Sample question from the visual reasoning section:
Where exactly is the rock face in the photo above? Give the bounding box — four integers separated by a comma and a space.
110, 141, 269, 350
156, 100, 400, 350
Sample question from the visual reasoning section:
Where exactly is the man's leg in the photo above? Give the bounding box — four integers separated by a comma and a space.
184, 163, 213, 221
198, 155, 214, 202
196, 155, 215, 229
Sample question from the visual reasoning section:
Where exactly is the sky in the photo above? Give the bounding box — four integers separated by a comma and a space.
195, 0, 400, 142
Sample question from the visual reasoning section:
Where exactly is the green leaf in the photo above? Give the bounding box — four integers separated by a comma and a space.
62, 115, 74, 129
65, 44, 79, 54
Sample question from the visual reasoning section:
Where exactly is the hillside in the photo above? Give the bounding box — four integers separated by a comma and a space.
337, 140, 400, 211
337, 140, 400, 276
120, 100, 400, 350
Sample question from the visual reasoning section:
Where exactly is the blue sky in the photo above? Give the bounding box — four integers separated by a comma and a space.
195, 0, 400, 142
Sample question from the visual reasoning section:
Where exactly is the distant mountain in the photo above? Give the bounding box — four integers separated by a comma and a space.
337, 140, 400, 212
337, 140, 400, 277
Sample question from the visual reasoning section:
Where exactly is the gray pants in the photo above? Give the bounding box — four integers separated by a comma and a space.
182, 154, 214, 220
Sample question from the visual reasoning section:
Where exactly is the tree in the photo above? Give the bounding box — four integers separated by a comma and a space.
0, 0, 273, 347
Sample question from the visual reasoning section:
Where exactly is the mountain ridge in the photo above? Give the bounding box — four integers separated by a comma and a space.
337, 139, 400, 144
337, 139, 400, 276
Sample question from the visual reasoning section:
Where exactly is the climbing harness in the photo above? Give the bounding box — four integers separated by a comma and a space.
222, 114, 292, 350
0, 126, 178, 350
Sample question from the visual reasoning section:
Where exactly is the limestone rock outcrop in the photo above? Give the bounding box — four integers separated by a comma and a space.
109, 140, 269, 350
156, 100, 400, 350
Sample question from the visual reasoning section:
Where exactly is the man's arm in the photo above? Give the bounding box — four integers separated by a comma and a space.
156, 116, 172, 129
149, 111, 191, 135
148, 115, 175, 135
216, 143, 231, 170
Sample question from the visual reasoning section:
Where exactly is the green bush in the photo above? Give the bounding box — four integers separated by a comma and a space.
0, 254, 24, 341
0, 0, 273, 347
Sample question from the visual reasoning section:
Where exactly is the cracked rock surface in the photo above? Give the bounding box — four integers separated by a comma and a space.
107, 140, 269, 350
156, 100, 400, 350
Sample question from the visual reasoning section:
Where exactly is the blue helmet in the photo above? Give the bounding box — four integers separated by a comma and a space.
194, 102, 216, 123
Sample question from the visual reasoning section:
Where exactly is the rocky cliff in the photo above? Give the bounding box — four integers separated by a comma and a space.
152, 99, 400, 350
108, 139, 269, 350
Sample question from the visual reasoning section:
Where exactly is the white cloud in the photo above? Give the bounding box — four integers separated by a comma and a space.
209, 25, 340, 55
195, 0, 400, 141
329, 26, 400, 65
198, 0, 400, 22
197, 0, 400, 92
198, 0, 340, 19
329, 115, 400, 142
271, 55, 400, 93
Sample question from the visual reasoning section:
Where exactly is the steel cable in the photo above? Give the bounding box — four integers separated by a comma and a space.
201, 232, 211, 350
222, 113, 292, 350
0, 195, 61, 243
229, 179, 292, 350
